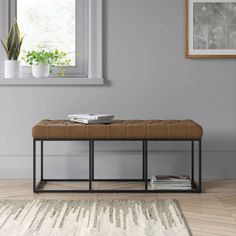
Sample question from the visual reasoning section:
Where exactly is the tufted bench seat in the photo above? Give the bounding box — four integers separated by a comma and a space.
32, 119, 203, 140
32, 119, 203, 193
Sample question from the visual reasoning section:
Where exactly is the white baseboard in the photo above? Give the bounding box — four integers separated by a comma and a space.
0, 151, 235, 180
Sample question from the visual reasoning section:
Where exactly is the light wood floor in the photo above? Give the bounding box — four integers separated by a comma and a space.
0, 179, 235, 236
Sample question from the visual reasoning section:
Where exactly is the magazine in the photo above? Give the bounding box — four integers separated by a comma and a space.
68, 114, 114, 120
70, 117, 113, 124
150, 175, 192, 190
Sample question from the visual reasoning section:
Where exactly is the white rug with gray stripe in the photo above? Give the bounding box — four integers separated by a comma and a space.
0, 199, 190, 236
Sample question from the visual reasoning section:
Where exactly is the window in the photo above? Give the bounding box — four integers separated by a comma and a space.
0, 0, 103, 85
18, 0, 77, 67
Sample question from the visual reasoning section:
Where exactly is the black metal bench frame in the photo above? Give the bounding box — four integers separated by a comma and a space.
33, 138, 202, 193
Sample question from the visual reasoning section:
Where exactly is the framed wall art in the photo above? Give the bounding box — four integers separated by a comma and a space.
185, 0, 236, 58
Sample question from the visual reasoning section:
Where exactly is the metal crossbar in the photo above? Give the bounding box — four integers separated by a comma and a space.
33, 139, 202, 193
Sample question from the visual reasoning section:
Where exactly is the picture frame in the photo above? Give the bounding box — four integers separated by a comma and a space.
185, 0, 236, 58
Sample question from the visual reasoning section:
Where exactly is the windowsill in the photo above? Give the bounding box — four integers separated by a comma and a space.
0, 77, 104, 86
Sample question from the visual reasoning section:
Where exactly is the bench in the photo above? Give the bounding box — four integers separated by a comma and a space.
32, 119, 203, 193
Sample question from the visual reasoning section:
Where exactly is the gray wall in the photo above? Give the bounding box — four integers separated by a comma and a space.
0, 0, 235, 180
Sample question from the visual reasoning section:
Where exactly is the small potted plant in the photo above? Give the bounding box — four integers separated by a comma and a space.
1, 19, 23, 78
22, 48, 71, 78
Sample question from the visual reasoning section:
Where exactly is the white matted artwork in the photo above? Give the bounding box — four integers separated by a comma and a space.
185, 0, 236, 58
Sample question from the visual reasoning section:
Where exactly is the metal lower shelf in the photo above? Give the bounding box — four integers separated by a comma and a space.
34, 180, 201, 193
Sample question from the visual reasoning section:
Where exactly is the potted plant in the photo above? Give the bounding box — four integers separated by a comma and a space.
22, 48, 71, 78
1, 19, 23, 78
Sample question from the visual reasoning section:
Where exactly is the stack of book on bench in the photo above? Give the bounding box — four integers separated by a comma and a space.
68, 114, 114, 124
150, 175, 192, 190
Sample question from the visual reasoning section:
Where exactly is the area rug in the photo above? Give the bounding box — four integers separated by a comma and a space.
0, 199, 191, 236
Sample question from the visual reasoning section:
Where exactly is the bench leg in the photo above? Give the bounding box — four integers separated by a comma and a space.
89, 141, 94, 191
142, 142, 145, 180
191, 141, 194, 182
198, 139, 202, 192
33, 140, 46, 193
33, 139, 37, 193
143, 141, 148, 190
41, 141, 44, 181
92, 141, 94, 181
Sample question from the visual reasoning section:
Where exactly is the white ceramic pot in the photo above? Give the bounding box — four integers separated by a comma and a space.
32, 64, 50, 78
4, 60, 21, 78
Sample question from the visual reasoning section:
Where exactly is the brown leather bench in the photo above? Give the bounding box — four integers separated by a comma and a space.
32, 119, 203, 193
32, 119, 203, 139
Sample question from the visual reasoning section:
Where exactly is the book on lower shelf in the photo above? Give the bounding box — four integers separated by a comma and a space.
150, 175, 192, 190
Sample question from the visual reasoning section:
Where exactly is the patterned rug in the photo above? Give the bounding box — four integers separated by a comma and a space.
0, 199, 191, 236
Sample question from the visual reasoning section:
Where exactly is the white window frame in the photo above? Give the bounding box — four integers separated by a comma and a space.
0, 0, 103, 85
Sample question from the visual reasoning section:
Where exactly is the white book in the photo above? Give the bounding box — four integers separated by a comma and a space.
151, 186, 192, 190
150, 182, 192, 190
151, 175, 190, 182
70, 117, 112, 124
151, 183, 192, 186
68, 114, 114, 120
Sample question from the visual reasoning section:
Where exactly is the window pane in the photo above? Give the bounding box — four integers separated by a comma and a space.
17, 0, 76, 66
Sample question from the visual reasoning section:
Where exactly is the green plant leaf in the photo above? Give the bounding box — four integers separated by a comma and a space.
7, 25, 14, 51
8, 32, 16, 59
14, 19, 21, 40
18, 37, 24, 53
60, 68, 65, 76
0, 39, 8, 55
12, 48, 17, 60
